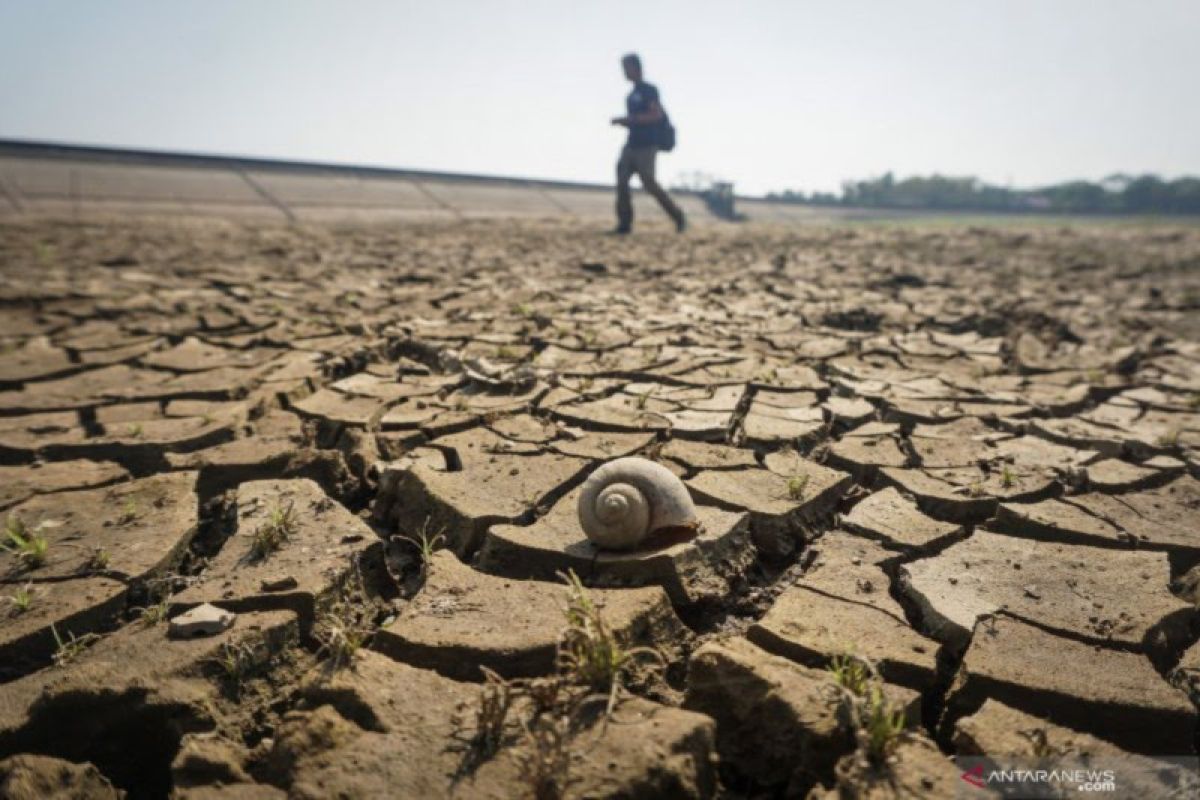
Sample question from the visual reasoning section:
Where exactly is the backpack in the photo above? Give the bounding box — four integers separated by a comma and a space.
658, 116, 676, 152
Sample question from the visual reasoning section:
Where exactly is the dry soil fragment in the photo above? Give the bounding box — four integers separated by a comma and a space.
373, 441, 587, 557
687, 461, 851, 559
797, 530, 908, 618
375, 550, 686, 679
0, 610, 297, 796
0, 336, 76, 384
479, 486, 752, 606
954, 699, 1200, 797
0, 575, 128, 680
899, 530, 1192, 652
660, 438, 758, 471
826, 422, 909, 479
943, 615, 1195, 755
908, 417, 1008, 468
142, 337, 277, 373
994, 477, 1200, 558
808, 734, 961, 800
290, 387, 385, 428
841, 487, 963, 553
1084, 457, 1179, 492
0, 753, 123, 800
748, 583, 939, 692
174, 479, 376, 627
1, 470, 198, 581
262, 649, 717, 799
0, 459, 129, 511
549, 391, 674, 433
741, 401, 825, 447
683, 637, 918, 794
878, 467, 997, 523
549, 429, 655, 460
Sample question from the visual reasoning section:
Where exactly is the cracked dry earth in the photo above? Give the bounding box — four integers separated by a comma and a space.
1, 217, 1199, 799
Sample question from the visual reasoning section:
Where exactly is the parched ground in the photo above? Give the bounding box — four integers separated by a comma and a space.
1, 216, 1199, 798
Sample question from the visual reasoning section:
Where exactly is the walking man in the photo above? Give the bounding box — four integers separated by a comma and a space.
610, 53, 686, 234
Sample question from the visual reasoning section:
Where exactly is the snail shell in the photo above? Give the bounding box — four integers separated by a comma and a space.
577, 456, 698, 550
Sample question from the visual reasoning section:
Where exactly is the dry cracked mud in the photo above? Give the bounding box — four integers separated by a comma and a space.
1, 216, 1199, 798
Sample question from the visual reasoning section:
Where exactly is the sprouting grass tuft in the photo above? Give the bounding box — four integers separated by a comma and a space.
556, 569, 664, 714
861, 684, 907, 763
316, 615, 368, 670
826, 651, 909, 766
827, 652, 870, 697
136, 598, 170, 626
250, 500, 297, 560
84, 547, 110, 572
786, 473, 810, 501
213, 641, 258, 690
402, 519, 446, 573
4, 516, 49, 568
6, 583, 34, 615
1000, 464, 1016, 489
118, 498, 140, 524
51, 624, 100, 668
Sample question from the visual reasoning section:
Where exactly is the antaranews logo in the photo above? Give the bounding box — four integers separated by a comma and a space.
961, 764, 986, 789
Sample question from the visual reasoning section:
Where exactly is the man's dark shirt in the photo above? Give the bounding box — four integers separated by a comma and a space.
626, 81, 664, 148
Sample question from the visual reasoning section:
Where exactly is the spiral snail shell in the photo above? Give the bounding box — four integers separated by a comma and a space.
577, 457, 699, 550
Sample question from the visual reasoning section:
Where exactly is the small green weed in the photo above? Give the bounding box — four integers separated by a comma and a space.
4, 516, 48, 568
1000, 464, 1016, 489
827, 653, 870, 697
402, 520, 446, 572
786, 474, 810, 501
861, 685, 907, 763
827, 651, 909, 766
84, 547, 110, 572
51, 624, 100, 668
6, 583, 33, 615
556, 570, 664, 714
118, 498, 140, 524
136, 598, 170, 626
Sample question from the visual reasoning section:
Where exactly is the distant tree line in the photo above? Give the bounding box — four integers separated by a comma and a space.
766, 173, 1200, 214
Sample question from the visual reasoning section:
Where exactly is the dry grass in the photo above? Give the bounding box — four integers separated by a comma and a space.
251, 500, 297, 560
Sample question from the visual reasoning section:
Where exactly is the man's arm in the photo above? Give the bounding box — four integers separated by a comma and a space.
612, 99, 665, 127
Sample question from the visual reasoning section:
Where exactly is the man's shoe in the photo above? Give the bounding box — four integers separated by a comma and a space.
607, 227, 631, 236
675, 214, 688, 234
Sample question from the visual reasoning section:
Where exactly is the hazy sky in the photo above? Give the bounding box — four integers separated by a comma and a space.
1, 1, 1197, 196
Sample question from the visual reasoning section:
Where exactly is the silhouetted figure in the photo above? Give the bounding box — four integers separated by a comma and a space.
610, 53, 685, 234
